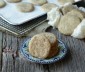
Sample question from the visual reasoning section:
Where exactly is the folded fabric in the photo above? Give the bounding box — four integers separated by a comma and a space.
72, 19, 85, 39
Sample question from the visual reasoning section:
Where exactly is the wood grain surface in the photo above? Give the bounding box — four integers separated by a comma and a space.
0, 24, 85, 72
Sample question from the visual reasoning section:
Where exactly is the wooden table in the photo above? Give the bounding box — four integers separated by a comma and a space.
0, 22, 85, 72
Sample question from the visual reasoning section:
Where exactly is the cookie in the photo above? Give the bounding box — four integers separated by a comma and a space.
58, 15, 80, 35
41, 3, 57, 12
40, 32, 58, 47
16, 2, 34, 12
58, 0, 74, 5
40, 32, 58, 58
67, 9, 84, 20
29, 34, 51, 59
48, 46, 59, 58
6, 0, 21, 3
29, 0, 47, 5
0, 0, 6, 8
61, 4, 76, 15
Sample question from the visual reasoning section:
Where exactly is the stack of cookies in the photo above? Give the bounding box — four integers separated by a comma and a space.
47, 3, 85, 39
28, 32, 59, 59
58, 4, 85, 35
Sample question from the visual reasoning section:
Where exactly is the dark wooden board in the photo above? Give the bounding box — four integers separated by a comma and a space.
45, 26, 85, 72
0, 26, 85, 72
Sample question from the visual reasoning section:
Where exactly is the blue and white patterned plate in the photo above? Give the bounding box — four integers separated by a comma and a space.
20, 38, 67, 64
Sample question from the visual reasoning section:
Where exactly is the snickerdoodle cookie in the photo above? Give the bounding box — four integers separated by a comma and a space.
61, 4, 76, 15
39, 32, 59, 58
29, 34, 51, 59
29, 0, 47, 5
41, 3, 57, 12
16, 2, 34, 12
58, 14, 80, 35
0, 0, 6, 8
67, 9, 84, 20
